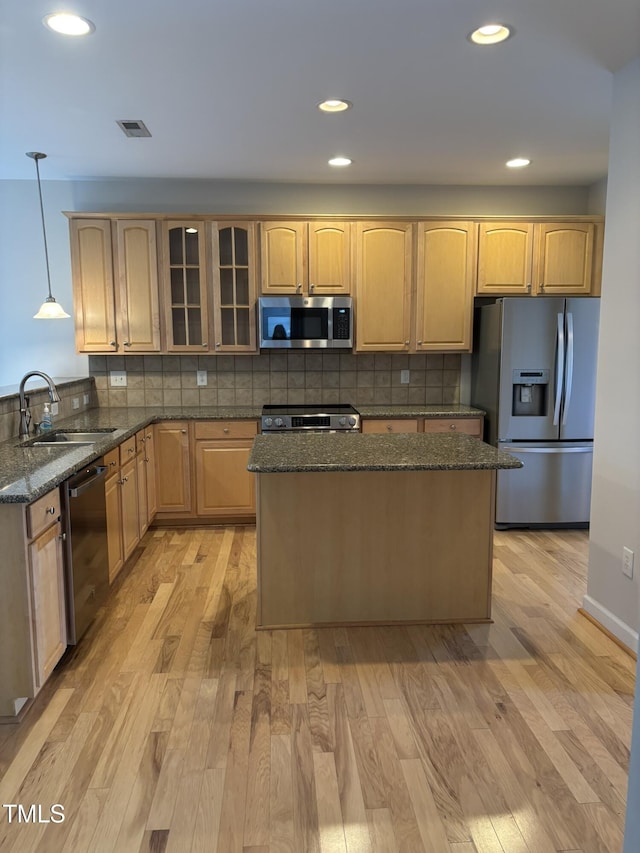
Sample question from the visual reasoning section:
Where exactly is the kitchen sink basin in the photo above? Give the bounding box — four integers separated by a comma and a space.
21, 428, 117, 447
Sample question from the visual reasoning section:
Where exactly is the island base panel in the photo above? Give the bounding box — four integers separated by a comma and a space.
256, 469, 495, 627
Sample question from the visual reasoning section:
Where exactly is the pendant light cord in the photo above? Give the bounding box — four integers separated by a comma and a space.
33, 156, 53, 300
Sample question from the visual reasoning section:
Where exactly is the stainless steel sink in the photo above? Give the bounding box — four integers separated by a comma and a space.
22, 429, 117, 447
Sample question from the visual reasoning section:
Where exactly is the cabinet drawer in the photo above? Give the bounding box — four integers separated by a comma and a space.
104, 447, 120, 477
194, 420, 258, 440
422, 417, 483, 437
119, 436, 137, 465
26, 488, 61, 540
362, 419, 420, 434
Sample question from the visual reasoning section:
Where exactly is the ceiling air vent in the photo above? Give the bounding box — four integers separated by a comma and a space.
116, 119, 151, 138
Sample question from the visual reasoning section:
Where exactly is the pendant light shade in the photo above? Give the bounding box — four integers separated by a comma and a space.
27, 151, 70, 319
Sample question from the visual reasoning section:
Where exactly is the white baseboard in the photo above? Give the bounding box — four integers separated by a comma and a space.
582, 594, 639, 654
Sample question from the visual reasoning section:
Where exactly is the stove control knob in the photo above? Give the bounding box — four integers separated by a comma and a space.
275, 417, 284, 428
264, 417, 273, 427
348, 416, 357, 426
339, 417, 347, 426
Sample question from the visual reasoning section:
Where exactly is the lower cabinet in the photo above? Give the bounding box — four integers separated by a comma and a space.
154, 420, 258, 523
104, 435, 142, 584
27, 498, 67, 689
0, 487, 67, 718
362, 419, 420, 434
194, 421, 257, 518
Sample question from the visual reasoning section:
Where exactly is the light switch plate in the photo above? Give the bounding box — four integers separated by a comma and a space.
196, 369, 208, 387
72, 397, 80, 409
83, 393, 89, 405
400, 369, 410, 385
623, 546, 634, 578
50, 402, 59, 415
110, 371, 127, 387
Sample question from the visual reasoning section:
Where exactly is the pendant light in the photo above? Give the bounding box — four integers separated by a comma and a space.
27, 151, 70, 319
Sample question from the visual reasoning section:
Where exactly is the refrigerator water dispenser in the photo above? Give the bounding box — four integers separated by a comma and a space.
511, 369, 549, 417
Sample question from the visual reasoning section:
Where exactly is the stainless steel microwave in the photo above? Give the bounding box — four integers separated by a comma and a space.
258, 296, 353, 348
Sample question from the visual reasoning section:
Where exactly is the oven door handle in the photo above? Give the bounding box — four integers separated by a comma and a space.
68, 466, 107, 498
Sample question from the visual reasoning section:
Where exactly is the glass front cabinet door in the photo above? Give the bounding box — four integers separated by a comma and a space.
161, 221, 210, 351
212, 222, 257, 351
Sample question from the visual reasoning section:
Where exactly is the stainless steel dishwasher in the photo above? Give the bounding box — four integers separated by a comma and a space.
62, 460, 109, 644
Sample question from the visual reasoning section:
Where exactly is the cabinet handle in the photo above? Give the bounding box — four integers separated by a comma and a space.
146, 433, 152, 440
449, 423, 457, 430
540, 282, 545, 292
215, 342, 221, 349
144, 457, 149, 463
296, 283, 302, 293
181, 429, 187, 434
386, 424, 393, 431
309, 283, 315, 293
223, 427, 230, 433
58, 532, 66, 541
526, 283, 532, 293
123, 476, 128, 483
417, 340, 423, 346
109, 340, 117, 348
110, 460, 117, 467
202, 343, 208, 347
404, 340, 409, 346
128, 447, 134, 453
46, 505, 56, 515
123, 341, 131, 347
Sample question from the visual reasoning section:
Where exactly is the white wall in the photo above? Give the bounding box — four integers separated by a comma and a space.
0, 178, 590, 386
584, 58, 640, 652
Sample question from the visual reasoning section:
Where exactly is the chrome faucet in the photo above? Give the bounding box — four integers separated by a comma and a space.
18, 371, 61, 437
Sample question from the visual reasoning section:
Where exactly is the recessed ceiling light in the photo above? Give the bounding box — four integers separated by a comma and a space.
43, 12, 95, 35
506, 157, 531, 168
318, 99, 352, 113
328, 156, 352, 167
468, 24, 512, 45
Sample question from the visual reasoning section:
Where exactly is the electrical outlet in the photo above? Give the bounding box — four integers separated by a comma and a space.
50, 402, 59, 415
400, 369, 410, 385
72, 397, 80, 409
622, 546, 634, 579
196, 369, 208, 387
110, 371, 127, 387
83, 393, 89, 405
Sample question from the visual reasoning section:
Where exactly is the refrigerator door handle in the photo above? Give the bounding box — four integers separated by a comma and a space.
553, 312, 565, 426
501, 445, 592, 454
562, 312, 574, 426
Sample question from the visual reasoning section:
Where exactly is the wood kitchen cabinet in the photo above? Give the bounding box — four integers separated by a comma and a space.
136, 427, 156, 533
355, 221, 413, 351
154, 421, 193, 515
212, 222, 258, 350
362, 419, 420, 434
194, 421, 257, 518
160, 221, 210, 351
260, 220, 351, 295
477, 221, 601, 296
0, 487, 66, 718
104, 436, 140, 583
415, 221, 476, 351
362, 415, 484, 438
69, 218, 161, 352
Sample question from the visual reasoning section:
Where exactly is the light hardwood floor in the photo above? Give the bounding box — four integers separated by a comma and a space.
0, 527, 634, 853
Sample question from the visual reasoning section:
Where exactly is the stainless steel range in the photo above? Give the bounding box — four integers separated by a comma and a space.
261, 403, 361, 433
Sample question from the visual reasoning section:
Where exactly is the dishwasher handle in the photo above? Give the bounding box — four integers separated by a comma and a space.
68, 465, 107, 498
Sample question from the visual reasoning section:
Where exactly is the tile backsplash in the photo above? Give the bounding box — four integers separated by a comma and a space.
0, 378, 97, 442
89, 353, 462, 408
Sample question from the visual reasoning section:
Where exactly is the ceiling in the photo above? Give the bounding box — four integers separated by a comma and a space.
1, 0, 639, 185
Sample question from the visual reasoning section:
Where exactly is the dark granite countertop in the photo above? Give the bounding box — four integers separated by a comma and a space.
247, 432, 522, 473
357, 404, 485, 419
0, 405, 261, 504
0, 403, 490, 503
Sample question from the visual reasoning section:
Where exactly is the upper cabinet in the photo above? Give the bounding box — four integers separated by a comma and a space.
355, 222, 413, 351
212, 222, 257, 351
70, 218, 160, 353
477, 221, 602, 297
415, 221, 476, 351
260, 220, 351, 295
160, 221, 209, 352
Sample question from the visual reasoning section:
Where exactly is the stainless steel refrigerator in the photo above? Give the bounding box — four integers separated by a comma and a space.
471, 297, 599, 527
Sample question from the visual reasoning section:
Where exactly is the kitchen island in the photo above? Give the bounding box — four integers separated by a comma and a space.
248, 432, 522, 628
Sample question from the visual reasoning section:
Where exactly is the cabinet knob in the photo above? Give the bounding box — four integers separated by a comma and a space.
110, 460, 117, 467
181, 429, 187, 434
58, 532, 66, 541
296, 283, 302, 293
215, 342, 221, 349
526, 283, 532, 293
128, 447, 134, 453
146, 433, 151, 439
417, 340, 423, 346
46, 505, 56, 515
539, 283, 545, 292
109, 341, 117, 348
309, 283, 315, 293
449, 423, 457, 430
123, 341, 131, 347
202, 343, 208, 347
223, 427, 230, 434
123, 476, 128, 483
386, 424, 393, 431
404, 340, 409, 346
144, 457, 149, 463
